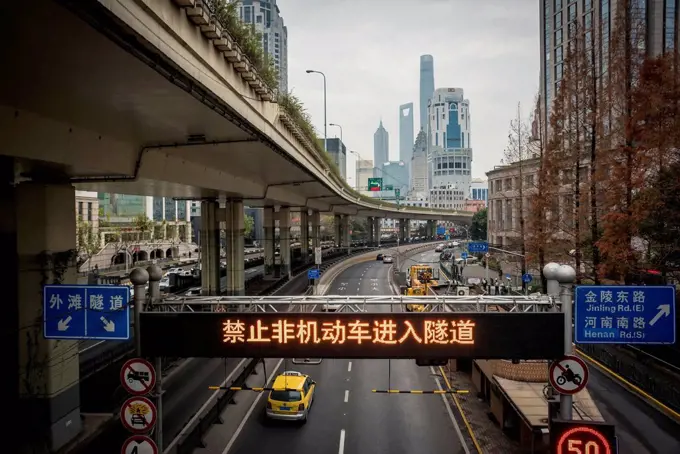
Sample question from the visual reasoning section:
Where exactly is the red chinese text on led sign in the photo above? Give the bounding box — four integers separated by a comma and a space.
222, 318, 476, 346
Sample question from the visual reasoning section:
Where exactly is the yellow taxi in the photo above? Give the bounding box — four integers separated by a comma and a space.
265, 371, 316, 423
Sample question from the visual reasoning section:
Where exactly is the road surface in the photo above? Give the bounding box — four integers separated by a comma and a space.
226, 255, 468, 454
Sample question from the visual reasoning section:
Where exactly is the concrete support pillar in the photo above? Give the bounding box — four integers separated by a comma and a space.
334, 214, 342, 247
373, 217, 381, 247
264, 207, 275, 276
200, 200, 221, 295
310, 211, 320, 253
399, 218, 406, 243
225, 200, 245, 295
341, 215, 350, 248
405, 219, 411, 240
367, 216, 374, 245
299, 210, 309, 262
279, 207, 291, 278
3, 181, 83, 451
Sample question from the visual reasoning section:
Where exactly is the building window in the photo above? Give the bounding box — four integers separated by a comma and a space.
555, 0, 563, 10
555, 62, 563, 81
244, 6, 251, 23
568, 3, 577, 22
554, 11, 563, 28
78, 201, 83, 220
87, 202, 93, 221
555, 28, 563, 45
583, 0, 592, 11
664, 0, 676, 51
556, 45, 563, 62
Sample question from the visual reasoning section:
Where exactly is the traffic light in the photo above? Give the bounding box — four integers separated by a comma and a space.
415, 358, 448, 367
550, 419, 617, 454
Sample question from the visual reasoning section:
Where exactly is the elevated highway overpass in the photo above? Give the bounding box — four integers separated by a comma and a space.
1, 0, 471, 224
0, 1, 471, 451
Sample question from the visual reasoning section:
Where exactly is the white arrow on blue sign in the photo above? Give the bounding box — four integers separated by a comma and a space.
574, 285, 676, 344
307, 269, 320, 280
43, 285, 130, 340
467, 242, 489, 253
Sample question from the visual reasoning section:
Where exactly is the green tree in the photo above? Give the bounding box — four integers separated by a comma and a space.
76, 220, 100, 268
470, 208, 487, 241
133, 214, 153, 241
244, 214, 254, 238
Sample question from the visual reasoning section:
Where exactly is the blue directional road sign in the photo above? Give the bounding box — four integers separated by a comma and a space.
522, 274, 533, 284
307, 268, 320, 280
461, 252, 468, 260
575, 286, 676, 344
468, 242, 489, 253
43, 285, 131, 340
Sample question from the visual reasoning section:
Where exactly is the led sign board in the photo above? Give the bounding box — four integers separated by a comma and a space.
139, 312, 564, 359
550, 420, 617, 454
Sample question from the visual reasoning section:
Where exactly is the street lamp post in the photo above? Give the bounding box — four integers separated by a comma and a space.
306, 69, 327, 152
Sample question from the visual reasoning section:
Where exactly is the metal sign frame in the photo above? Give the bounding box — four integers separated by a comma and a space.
148, 295, 556, 315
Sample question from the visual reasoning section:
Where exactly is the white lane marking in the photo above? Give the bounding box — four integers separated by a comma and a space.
165, 358, 247, 452
347, 361, 352, 372
344, 390, 350, 403
221, 358, 284, 454
338, 429, 346, 454
429, 366, 471, 454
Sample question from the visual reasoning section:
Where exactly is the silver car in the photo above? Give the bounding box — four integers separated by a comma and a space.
383, 255, 394, 264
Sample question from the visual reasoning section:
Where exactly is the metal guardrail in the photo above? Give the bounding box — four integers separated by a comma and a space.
176, 359, 260, 454
577, 343, 680, 414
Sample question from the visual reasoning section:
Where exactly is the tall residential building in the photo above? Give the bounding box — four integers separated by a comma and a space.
539, 0, 673, 131
419, 55, 435, 130
427, 87, 473, 196
410, 130, 428, 198
399, 103, 414, 187
373, 121, 389, 177
237, 0, 288, 92
356, 159, 374, 191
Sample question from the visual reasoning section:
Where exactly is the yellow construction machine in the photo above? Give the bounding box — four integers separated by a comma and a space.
402, 264, 438, 311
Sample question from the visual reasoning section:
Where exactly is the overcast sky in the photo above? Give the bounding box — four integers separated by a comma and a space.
278, 0, 539, 183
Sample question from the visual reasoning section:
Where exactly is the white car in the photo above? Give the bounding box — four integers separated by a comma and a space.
159, 277, 170, 292
382, 255, 394, 264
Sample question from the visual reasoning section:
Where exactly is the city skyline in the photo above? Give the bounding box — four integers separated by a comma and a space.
280, 0, 538, 185
399, 102, 415, 190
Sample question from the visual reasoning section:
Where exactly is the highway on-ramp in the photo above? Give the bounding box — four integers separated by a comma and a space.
226, 252, 469, 454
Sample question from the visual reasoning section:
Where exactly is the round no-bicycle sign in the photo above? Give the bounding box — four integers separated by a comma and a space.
121, 435, 158, 454
549, 355, 589, 395
120, 358, 156, 395
121, 396, 157, 434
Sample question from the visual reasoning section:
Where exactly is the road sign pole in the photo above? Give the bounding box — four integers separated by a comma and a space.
130, 268, 150, 356
556, 264, 576, 420
154, 357, 163, 450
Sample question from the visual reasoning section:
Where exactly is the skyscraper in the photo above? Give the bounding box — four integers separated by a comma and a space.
399, 103, 414, 187
538, 0, 669, 134
410, 130, 428, 198
419, 55, 435, 130
373, 120, 389, 177
237, 0, 288, 92
427, 87, 473, 195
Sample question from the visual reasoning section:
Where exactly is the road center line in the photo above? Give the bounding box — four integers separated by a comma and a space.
347, 361, 352, 372
338, 429, 346, 454
344, 390, 349, 403
221, 358, 284, 454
